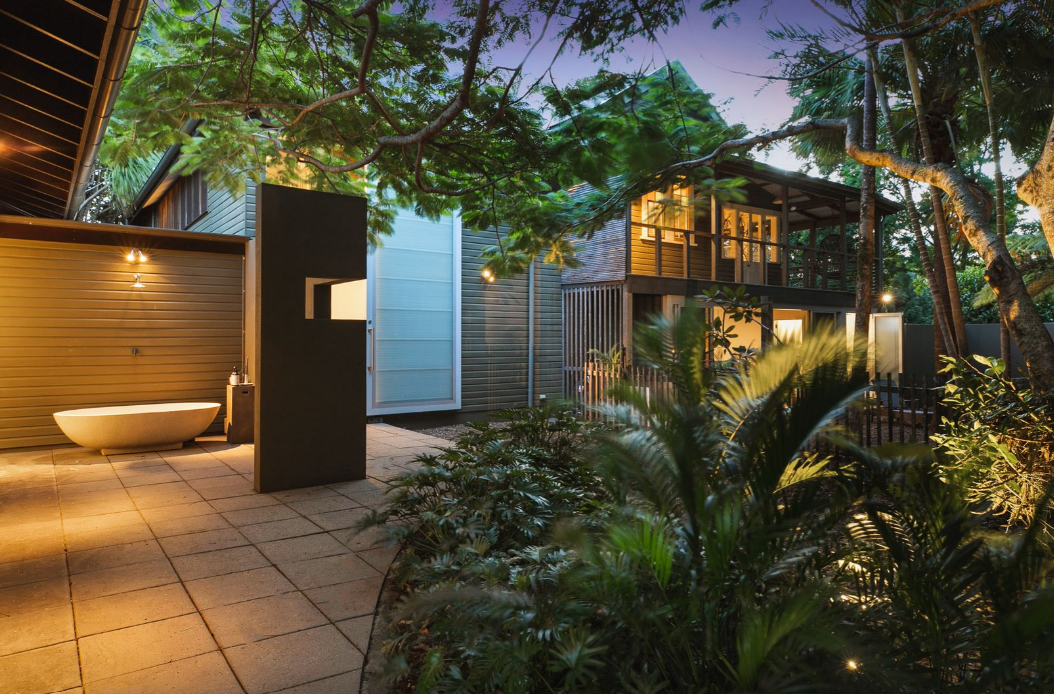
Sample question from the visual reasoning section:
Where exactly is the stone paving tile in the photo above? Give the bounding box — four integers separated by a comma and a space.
274, 669, 362, 694
305, 507, 370, 532
221, 503, 299, 527
0, 604, 74, 656
278, 553, 380, 592
0, 577, 70, 617
271, 486, 340, 503
158, 527, 249, 557
303, 577, 384, 622
335, 615, 373, 654
117, 470, 182, 488
171, 545, 270, 582
240, 517, 323, 544
77, 613, 217, 684
55, 478, 123, 495
67, 540, 166, 575
356, 545, 401, 573
184, 566, 297, 610
285, 495, 360, 516
64, 522, 155, 553
0, 554, 67, 590
127, 482, 204, 509
70, 559, 178, 602
256, 534, 347, 565
73, 583, 196, 638
224, 624, 363, 694
202, 592, 328, 648
329, 524, 388, 551
147, 512, 232, 538
209, 493, 281, 513
82, 651, 242, 694
109, 456, 168, 471
0, 641, 81, 694
188, 475, 256, 501
178, 464, 240, 481
137, 500, 215, 524
0, 425, 429, 694
106, 451, 161, 464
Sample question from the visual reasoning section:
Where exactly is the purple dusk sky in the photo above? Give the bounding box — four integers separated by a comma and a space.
489, 0, 840, 171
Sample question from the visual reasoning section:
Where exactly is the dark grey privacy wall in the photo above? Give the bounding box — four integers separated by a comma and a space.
254, 184, 367, 492
903, 323, 1054, 378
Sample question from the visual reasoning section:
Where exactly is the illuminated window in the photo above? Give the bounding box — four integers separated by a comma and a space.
721, 204, 780, 264
640, 185, 696, 245
721, 209, 735, 258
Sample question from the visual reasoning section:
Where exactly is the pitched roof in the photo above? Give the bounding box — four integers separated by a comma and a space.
0, 0, 148, 219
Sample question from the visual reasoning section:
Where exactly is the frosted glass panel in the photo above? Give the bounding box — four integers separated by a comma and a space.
371, 209, 458, 410
874, 315, 900, 379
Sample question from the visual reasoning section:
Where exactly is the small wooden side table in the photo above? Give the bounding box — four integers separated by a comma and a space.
226, 383, 255, 444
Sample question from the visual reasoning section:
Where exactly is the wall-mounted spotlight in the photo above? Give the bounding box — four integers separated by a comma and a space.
481, 268, 495, 283
131, 274, 146, 289
126, 249, 148, 263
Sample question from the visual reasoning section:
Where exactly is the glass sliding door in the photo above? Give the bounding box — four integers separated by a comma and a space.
367, 210, 461, 414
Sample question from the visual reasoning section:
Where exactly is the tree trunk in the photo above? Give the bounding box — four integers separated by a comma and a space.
870, 50, 956, 358
837, 120, 1054, 388
853, 52, 877, 376
664, 111, 1054, 386
898, 7, 969, 356
1017, 93, 1054, 261
969, 12, 1013, 368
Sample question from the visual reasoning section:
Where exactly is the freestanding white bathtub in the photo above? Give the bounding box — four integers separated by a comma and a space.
53, 402, 221, 455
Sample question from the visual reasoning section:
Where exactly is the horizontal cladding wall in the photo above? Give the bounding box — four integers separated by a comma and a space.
629, 196, 713, 278
461, 228, 562, 413
189, 180, 255, 236
560, 182, 627, 285
0, 237, 243, 449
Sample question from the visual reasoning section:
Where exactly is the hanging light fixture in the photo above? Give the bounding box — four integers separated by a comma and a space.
131, 274, 145, 289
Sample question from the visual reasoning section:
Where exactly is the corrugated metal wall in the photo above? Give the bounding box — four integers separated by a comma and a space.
0, 237, 243, 449
461, 228, 562, 413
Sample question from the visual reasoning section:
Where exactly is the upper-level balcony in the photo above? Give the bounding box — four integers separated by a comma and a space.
627, 160, 902, 294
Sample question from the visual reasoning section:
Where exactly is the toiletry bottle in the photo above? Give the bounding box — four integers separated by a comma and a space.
229, 367, 239, 386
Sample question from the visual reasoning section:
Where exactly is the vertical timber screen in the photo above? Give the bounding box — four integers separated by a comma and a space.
562, 284, 623, 409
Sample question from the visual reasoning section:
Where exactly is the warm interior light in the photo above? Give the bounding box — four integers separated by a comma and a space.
131, 274, 145, 289
881, 292, 894, 304
126, 250, 137, 262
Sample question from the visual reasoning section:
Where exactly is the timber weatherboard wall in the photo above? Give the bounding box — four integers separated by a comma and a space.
188, 179, 257, 237
461, 227, 562, 412
0, 236, 243, 449
560, 182, 627, 285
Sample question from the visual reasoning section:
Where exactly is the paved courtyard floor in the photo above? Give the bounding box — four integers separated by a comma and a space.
0, 424, 445, 694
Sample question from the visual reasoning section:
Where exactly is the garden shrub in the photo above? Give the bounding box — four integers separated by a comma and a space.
372, 311, 1054, 693
934, 355, 1054, 527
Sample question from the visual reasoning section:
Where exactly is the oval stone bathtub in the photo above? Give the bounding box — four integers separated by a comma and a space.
53, 402, 221, 455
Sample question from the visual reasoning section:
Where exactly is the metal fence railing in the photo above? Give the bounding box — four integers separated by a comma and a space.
571, 365, 945, 445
